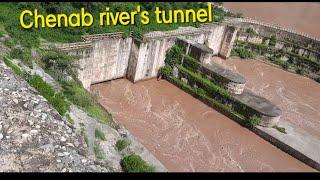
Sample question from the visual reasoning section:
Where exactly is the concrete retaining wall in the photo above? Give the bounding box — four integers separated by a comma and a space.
58, 24, 237, 88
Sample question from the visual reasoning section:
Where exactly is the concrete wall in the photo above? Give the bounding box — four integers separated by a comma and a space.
62, 36, 132, 90
226, 18, 320, 62
58, 23, 239, 88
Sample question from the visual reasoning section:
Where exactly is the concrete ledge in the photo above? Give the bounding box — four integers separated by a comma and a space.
254, 121, 320, 171
203, 62, 246, 84
233, 89, 282, 118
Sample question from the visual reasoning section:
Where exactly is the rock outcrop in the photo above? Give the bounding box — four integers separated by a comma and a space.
0, 60, 107, 172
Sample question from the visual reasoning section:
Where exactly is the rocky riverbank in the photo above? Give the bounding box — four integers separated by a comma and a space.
0, 58, 108, 172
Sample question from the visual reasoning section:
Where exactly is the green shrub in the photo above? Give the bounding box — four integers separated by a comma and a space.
246, 28, 257, 36
116, 139, 130, 151
28, 75, 69, 115
164, 45, 184, 67
120, 154, 155, 172
245, 115, 261, 128
158, 66, 173, 78
94, 142, 105, 160
296, 66, 309, 75
182, 56, 201, 72
269, 35, 277, 47
269, 56, 290, 70
80, 125, 89, 146
233, 47, 254, 59
95, 128, 106, 141
41, 49, 78, 81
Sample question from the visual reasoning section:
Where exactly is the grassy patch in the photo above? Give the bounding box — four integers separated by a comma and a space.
3, 38, 16, 48
65, 113, 74, 124
116, 139, 130, 152
273, 125, 287, 134
94, 141, 105, 160
9, 47, 33, 68
95, 128, 106, 141
28, 74, 69, 115
3, 56, 23, 76
61, 80, 113, 124
3, 57, 69, 116
120, 154, 155, 172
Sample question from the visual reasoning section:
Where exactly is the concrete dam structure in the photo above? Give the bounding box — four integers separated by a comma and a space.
58, 23, 237, 90
58, 21, 283, 126
56, 17, 320, 170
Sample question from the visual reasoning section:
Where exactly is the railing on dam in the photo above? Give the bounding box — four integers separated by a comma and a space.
81, 32, 125, 41
224, 17, 320, 43
143, 26, 211, 40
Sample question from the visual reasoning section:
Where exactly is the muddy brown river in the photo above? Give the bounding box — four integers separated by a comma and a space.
91, 78, 315, 172
214, 57, 320, 139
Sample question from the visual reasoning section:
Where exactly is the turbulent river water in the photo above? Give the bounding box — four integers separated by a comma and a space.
214, 57, 320, 139
90, 2, 320, 171
91, 78, 315, 172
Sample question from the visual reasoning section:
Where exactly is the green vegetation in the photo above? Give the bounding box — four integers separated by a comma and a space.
116, 139, 130, 152
9, 47, 33, 68
94, 141, 105, 160
269, 35, 277, 47
245, 115, 262, 128
95, 128, 106, 141
3, 39, 16, 48
40, 49, 78, 81
246, 28, 257, 36
273, 125, 287, 134
3, 57, 69, 116
28, 74, 69, 115
164, 45, 184, 67
0, 25, 5, 37
269, 56, 290, 70
120, 154, 155, 172
233, 39, 320, 82
3, 56, 23, 76
160, 45, 262, 126
0, 2, 237, 49
65, 114, 74, 124
80, 123, 89, 146
60, 80, 113, 125
232, 47, 255, 59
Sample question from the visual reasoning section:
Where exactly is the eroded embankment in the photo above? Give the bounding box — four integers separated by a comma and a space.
214, 57, 320, 139
91, 78, 315, 172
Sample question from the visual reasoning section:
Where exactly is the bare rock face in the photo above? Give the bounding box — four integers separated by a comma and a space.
0, 60, 107, 172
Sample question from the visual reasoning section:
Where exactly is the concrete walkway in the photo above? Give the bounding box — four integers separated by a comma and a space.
256, 120, 320, 170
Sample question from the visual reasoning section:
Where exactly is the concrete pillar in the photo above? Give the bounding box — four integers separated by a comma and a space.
219, 26, 238, 59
